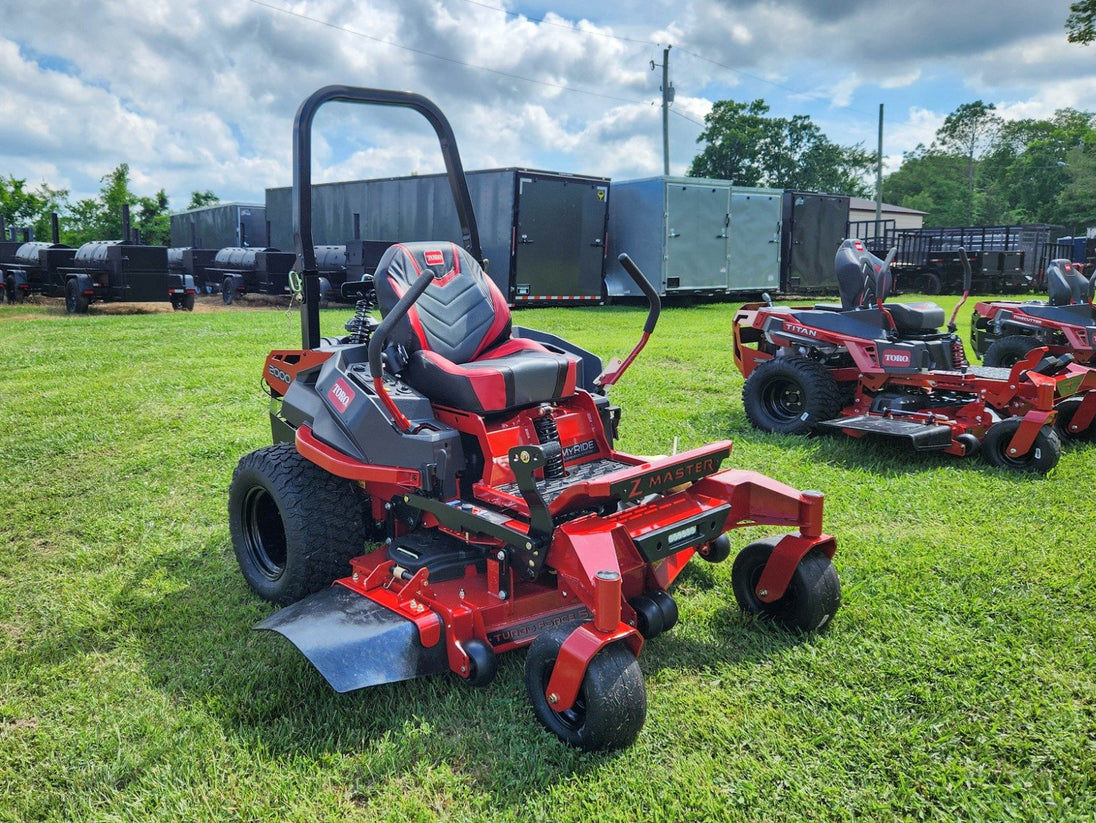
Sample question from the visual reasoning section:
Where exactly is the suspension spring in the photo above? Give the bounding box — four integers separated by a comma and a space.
951, 336, 969, 369
532, 406, 565, 479
346, 296, 375, 346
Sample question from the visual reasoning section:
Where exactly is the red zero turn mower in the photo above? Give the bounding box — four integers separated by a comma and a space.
971, 258, 1096, 373
732, 239, 1096, 473
227, 87, 841, 751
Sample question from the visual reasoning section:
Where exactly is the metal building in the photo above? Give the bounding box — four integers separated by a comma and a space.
266, 168, 610, 305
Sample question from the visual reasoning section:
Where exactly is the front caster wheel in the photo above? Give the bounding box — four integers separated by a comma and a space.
524, 624, 646, 751
731, 537, 840, 632
462, 638, 498, 687
981, 418, 1061, 473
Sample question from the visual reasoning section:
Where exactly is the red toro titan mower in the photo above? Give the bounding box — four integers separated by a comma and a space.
732, 239, 1096, 473
227, 86, 841, 751
971, 258, 1096, 372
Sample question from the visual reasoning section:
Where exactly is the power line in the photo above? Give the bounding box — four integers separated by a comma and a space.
246, 0, 652, 107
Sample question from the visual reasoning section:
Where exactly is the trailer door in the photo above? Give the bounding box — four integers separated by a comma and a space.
729, 189, 782, 291
665, 183, 730, 292
513, 174, 608, 303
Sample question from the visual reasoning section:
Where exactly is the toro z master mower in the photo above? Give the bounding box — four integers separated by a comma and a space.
732, 239, 1096, 473
971, 258, 1096, 371
227, 86, 841, 751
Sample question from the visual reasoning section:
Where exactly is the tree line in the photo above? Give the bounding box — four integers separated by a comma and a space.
0, 164, 217, 247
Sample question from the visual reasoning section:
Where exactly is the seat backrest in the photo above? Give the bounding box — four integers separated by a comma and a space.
1046, 258, 1090, 306
374, 241, 511, 364
834, 239, 890, 310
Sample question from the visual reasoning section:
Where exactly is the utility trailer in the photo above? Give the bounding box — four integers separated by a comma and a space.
169, 247, 219, 294
872, 224, 1069, 294
266, 168, 610, 306
605, 177, 783, 299
206, 247, 296, 305
3, 241, 76, 302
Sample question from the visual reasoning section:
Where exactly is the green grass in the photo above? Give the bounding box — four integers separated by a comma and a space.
1, 294, 1094, 822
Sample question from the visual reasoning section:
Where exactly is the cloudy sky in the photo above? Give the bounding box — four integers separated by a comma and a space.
1, 0, 1092, 211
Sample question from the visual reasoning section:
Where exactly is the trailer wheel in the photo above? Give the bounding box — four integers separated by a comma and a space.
318, 276, 330, 310
731, 537, 840, 632
742, 356, 840, 435
525, 623, 646, 751
228, 442, 369, 605
65, 278, 89, 314
921, 272, 941, 295
223, 277, 236, 305
981, 419, 1061, 473
1053, 396, 1096, 443
181, 293, 196, 312
983, 335, 1038, 367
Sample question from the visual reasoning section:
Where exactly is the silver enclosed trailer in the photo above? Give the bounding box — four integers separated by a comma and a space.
169, 203, 268, 249
604, 177, 782, 299
266, 168, 610, 305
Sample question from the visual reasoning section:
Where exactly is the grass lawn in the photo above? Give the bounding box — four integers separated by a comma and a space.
1, 293, 1093, 822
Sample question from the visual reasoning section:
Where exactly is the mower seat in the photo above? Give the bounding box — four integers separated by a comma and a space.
887, 302, 946, 333
834, 240, 944, 333
374, 242, 578, 414
1046, 259, 1090, 306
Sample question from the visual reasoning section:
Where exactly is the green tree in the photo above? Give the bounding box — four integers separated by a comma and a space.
883, 145, 970, 226
1067, 0, 1096, 44
936, 101, 1002, 222
689, 98, 874, 194
0, 176, 69, 241
186, 190, 220, 210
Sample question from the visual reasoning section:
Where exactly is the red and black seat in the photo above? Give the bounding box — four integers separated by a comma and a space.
373, 242, 578, 413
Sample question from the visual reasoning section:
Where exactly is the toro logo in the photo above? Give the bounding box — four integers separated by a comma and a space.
881, 349, 912, 367
782, 321, 818, 338
327, 377, 355, 414
423, 249, 446, 267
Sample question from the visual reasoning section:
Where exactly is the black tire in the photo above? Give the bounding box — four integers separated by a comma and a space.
462, 638, 498, 687
318, 276, 330, 310
697, 533, 731, 563
524, 623, 646, 751
65, 278, 89, 314
1053, 396, 1096, 444
742, 356, 841, 435
228, 442, 370, 605
983, 335, 1038, 367
223, 277, 236, 305
981, 418, 1061, 473
181, 293, 196, 312
649, 589, 678, 633
922, 272, 941, 295
731, 537, 840, 633
628, 594, 665, 639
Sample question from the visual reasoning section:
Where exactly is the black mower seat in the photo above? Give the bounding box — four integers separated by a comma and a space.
887, 302, 945, 333
374, 242, 578, 414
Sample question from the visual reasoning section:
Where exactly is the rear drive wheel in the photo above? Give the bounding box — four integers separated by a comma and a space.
981, 418, 1061, 473
65, 278, 90, 314
731, 537, 840, 632
742, 356, 841, 435
525, 623, 646, 751
228, 442, 369, 604
983, 335, 1038, 367
1053, 396, 1096, 443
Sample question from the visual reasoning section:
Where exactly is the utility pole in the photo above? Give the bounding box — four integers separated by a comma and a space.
651, 46, 674, 175
875, 103, 884, 236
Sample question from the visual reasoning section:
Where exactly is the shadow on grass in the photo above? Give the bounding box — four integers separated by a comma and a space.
111, 531, 813, 798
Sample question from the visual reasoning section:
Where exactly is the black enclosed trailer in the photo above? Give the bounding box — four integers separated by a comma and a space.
169, 203, 268, 249
266, 168, 610, 305
58, 241, 195, 313
780, 191, 851, 293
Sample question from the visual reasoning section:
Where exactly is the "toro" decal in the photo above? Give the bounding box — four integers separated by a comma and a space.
327, 377, 356, 413
882, 350, 912, 367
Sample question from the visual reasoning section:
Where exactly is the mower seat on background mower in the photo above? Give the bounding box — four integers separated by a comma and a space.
1046, 259, 1091, 306
374, 241, 578, 413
